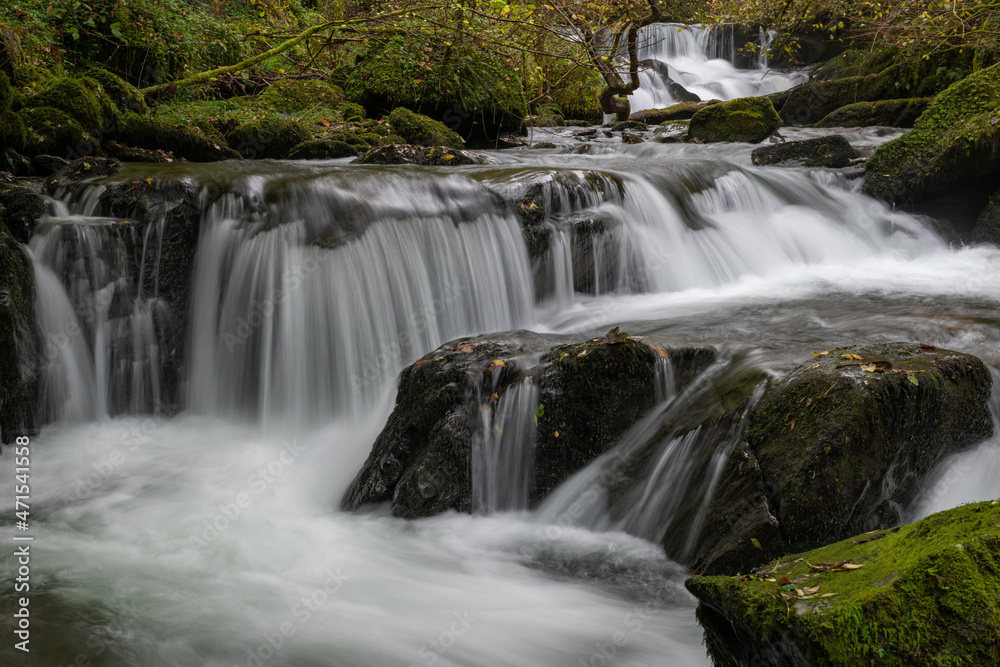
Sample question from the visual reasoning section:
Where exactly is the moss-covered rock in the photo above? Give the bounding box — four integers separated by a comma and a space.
354, 144, 486, 166
24, 77, 108, 133
226, 117, 310, 159
0, 109, 27, 153
0, 147, 29, 176
631, 101, 720, 124
780, 73, 901, 126
689, 97, 782, 144
0, 72, 14, 114
120, 115, 241, 162
814, 98, 931, 128
338, 102, 365, 123
751, 135, 860, 168
0, 180, 45, 243
686, 500, 1000, 666
609, 120, 647, 132
387, 107, 464, 149
521, 114, 565, 133
46, 157, 123, 193
259, 79, 344, 113
88, 69, 149, 116
287, 139, 356, 160
750, 343, 992, 555
101, 140, 171, 163
19, 106, 97, 158
0, 220, 36, 443
863, 62, 1000, 207
653, 120, 690, 143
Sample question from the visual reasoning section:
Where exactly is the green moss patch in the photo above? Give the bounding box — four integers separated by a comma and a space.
88, 69, 148, 116
19, 106, 96, 158
260, 79, 345, 113
687, 500, 1000, 666
689, 97, 782, 144
227, 117, 310, 159
814, 98, 931, 129
120, 115, 240, 162
24, 76, 104, 132
863, 62, 1000, 205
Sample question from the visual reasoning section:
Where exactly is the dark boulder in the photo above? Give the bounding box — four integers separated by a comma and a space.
342, 333, 706, 517
29, 154, 70, 177
0, 147, 29, 176
608, 120, 647, 132
19, 106, 98, 159
354, 144, 487, 166
689, 97, 782, 144
0, 220, 36, 443
687, 501, 1000, 666
971, 191, 1000, 245
46, 157, 123, 194
779, 72, 900, 126
0, 179, 45, 243
751, 135, 859, 168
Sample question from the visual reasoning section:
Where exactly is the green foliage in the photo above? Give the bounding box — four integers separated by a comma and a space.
387, 107, 464, 149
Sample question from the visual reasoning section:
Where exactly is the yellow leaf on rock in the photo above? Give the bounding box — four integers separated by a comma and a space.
861, 363, 877, 372
840, 353, 862, 360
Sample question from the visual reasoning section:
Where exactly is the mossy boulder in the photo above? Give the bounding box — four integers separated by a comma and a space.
0, 71, 14, 114
288, 139, 356, 160
354, 144, 486, 166
19, 107, 97, 158
0, 109, 27, 153
121, 116, 241, 162
387, 107, 464, 149
88, 69, 149, 116
814, 98, 931, 129
338, 102, 365, 123
343, 334, 686, 517
46, 157, 123, 193
227, 117, 310, 159
521, 114, 565, 133
751, 136, 860, 168
260, 79, 344, 113
0, 180, 45, 243
631, 101, 719, 124
653, 120, 690, 143
23, 76, 118, 135
863, 62, 1000, 207
0, 220, 36, 443
689, 97, 782, 144
686, 500, 1000, 666
779, 73, 901, 126
750, 343, 992, 555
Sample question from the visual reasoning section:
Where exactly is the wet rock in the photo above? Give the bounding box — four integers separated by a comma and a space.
814, 98, 930, 128
46, 157, 123, 193
0, 219, 36, 443
121, 116, 241, 162
530, 141, 557, 149
288, 139, 357, 160
342, 333, 705, 517
227, 117, 310, 159
779, 72, 900, 126
687, 500, 1000, 666
520, 114, 565, 134
630, 101, 719, 124
387, 107, 464, 149
751, 135, 859, 168
701, 343, 992, 574
621, 131, 643, 144
29, 154, 70, 176
689, 97, 782, 144
609, 120, 647, 132
0, 179, 45, 243
354, 144, 486, 165
971, 190, 1000, 245
102, 140, 172, 163
0, 147, 29, 177
19, 106, 98, 159
653, 121, 690, 143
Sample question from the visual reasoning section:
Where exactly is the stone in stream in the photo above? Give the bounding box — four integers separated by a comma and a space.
751, 135, 859, 168
692, 343, 993, 575
630, 100, 719, 124
341, 332, 717, 518
121, 115, 242, 162
688, 97, 782, 144
354, 144, 487, 166
0, 176, 46, 243
813, 97, 930, 129
687, 500, 1000, 666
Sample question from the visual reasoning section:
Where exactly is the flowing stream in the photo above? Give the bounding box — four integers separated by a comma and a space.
4, 35, 1000, 667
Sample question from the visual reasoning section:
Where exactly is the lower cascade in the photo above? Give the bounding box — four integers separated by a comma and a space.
4, 126, 1000, 666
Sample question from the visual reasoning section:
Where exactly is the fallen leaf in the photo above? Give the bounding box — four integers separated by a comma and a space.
908, 375, 919, 386
802, 585, 821, 596
814, 348, 838, 357
861, 363, 877, 373
807, 560, 865, 572
918, 343, 938, 350
840, 353, 863, 361
488, 359, 506, 370
457, 343, 475, 353
145, 177, 153, 185
554, 431, 559, 438
751, 537, 762, 550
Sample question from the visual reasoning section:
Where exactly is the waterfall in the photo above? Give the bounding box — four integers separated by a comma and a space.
626, 23, 808, 113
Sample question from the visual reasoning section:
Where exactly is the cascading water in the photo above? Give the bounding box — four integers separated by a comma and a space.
6, 120, 1000, 666
626, 23, 808, 112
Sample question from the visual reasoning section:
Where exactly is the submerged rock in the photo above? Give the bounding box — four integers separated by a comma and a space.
354, 144, 487, 166
688, 97, 782, 144
387, 107, 464, 149
687, 500, 1000, 666
751, 136, 859, 168
0, 219, 35, 443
